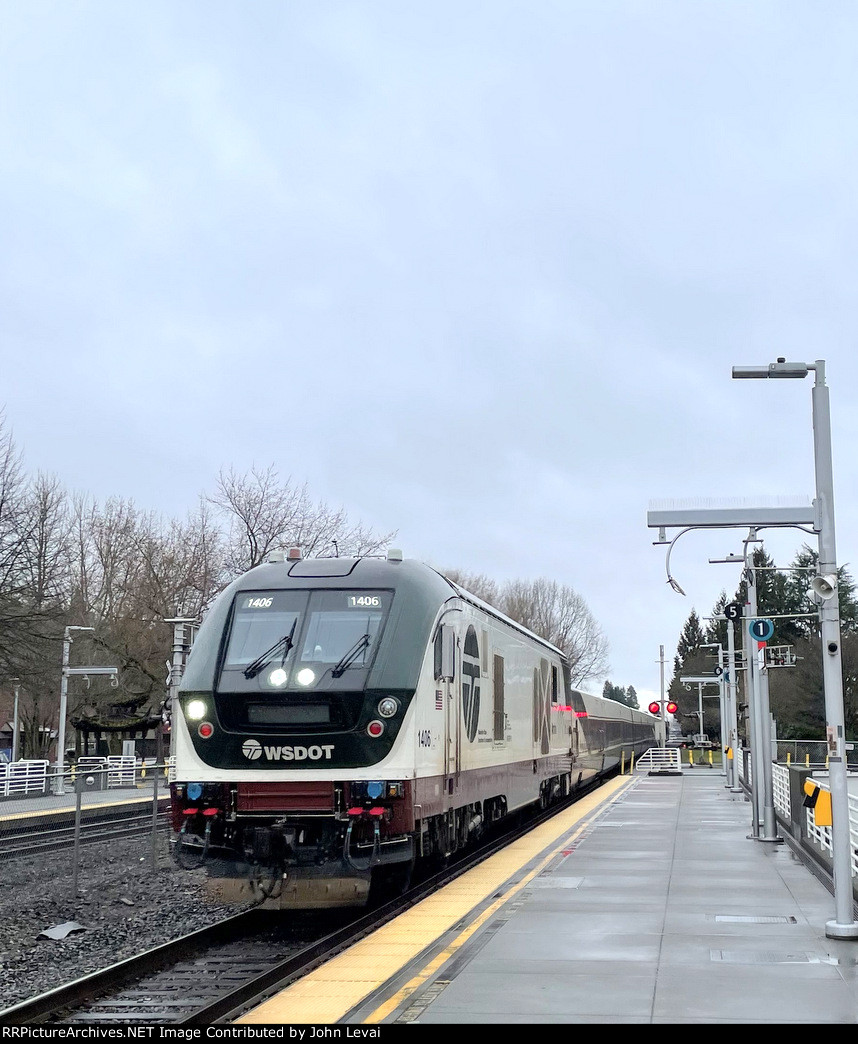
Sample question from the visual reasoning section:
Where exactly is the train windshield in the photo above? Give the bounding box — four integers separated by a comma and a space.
219, 589, 391, 691
223, 591, 308, 671
298, 590, 390, 670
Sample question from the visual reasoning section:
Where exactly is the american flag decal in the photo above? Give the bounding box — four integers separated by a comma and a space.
435, 690, 443, 710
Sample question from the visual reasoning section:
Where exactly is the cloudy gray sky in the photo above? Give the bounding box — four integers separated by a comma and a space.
3, 2, 858, 704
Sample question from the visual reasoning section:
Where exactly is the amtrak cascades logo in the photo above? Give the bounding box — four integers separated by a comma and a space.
241, 738, 335, 761
462, 625, 480, 743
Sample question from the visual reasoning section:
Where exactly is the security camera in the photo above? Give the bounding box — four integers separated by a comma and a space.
811, 573, 838, 600
828, 642, 838, 655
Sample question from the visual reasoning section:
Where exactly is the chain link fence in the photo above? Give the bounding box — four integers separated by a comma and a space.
774, 740, 858, 768
0, 758, 174, 898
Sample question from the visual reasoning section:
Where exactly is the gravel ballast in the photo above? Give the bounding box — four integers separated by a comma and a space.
0, 834, 247, 1014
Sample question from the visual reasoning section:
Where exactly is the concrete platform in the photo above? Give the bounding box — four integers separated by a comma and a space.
239, 770, 858, 1025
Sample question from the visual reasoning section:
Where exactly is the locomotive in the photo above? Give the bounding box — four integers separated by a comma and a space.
169, 549, 660, 908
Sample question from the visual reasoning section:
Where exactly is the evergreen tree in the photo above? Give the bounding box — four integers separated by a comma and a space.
602, 680, 639, 709
667, 542, 858, 742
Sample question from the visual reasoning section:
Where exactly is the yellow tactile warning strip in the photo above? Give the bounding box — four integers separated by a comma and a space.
0, 794, 164, 823
237, 774, 637, 1026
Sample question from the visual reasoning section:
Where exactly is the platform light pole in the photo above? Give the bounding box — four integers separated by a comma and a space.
733, 358, 858, 939
55, 627, 118, 795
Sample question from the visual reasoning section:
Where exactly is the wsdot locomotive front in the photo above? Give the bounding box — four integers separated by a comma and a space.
170, 550, 658, 908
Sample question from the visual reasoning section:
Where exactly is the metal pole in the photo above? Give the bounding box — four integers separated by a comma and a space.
756, 643, 780, 841
151, 753, 159, 869
810, 361, 858, 938
697, 684, 704, 745
717, 646, 727, 779
164, 615, 197, 762
743, 561, 763, 837
55, 629, 72, 795
56, 625, 101, 795
727, 618, 741, 793
72, 781, 83, 900
11, 681, 20, 762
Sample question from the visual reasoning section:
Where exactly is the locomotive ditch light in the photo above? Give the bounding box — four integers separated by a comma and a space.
186, 699, 207, 720
296, 668, 316, 686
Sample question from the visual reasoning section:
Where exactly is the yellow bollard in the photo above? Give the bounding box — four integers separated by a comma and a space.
621, 751, 626, 775
787, 752, 791, 765
631, 751, 635, 774
806, 754, 810, 767
708, 750, 713, 766
688, 749, 694, 767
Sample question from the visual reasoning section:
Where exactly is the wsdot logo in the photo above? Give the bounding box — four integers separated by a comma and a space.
242, 738, 262, 760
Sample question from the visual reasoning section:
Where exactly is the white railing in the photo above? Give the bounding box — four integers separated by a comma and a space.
0, 760, 50, 797
106, 755, 136, 788
772, 762, 790, 819
802, 779, 858, 877
634, 747, 682, 773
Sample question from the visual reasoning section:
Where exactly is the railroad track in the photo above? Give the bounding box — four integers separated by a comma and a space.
0, 777, 612, 1026
0, 805, 172, 859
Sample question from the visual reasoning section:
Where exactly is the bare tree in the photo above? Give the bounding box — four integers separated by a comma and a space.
208, 464, 395, 573
0, 416, 64, 684
21, 473, 72, 609
445, 570, 610, 688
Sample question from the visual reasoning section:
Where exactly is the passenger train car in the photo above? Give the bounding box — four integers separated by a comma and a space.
169, 550, 661, 908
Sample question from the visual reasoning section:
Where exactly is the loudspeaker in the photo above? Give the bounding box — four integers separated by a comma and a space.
811, 573, 838, 600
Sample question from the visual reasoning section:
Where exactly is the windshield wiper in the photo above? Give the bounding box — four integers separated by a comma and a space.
243, 619, 297, 679
331, 633, 372, 678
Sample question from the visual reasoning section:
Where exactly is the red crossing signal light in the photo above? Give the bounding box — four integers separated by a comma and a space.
648, 701, 660, 714
666, 701, 678, 715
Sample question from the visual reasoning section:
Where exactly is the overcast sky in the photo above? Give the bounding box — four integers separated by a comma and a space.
3, 2, 858, 704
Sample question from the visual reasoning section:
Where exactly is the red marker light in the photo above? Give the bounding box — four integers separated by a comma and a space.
198, 722, 214, 739
366, 720, 384, 738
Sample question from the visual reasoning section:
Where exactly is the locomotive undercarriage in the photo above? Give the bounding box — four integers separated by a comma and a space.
171, 771, 575, 910
173, 809, 416, 910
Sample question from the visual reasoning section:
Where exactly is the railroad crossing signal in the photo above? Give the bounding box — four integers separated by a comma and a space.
649, 700, 678, 715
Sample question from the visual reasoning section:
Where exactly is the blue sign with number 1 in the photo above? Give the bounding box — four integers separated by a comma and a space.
749, 618, 774, 642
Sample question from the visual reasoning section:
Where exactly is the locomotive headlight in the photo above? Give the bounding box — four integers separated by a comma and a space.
268, 667, 288, 687
296, 668, 316, 687
186, 699, 207, 721
377, 697, 398, 718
